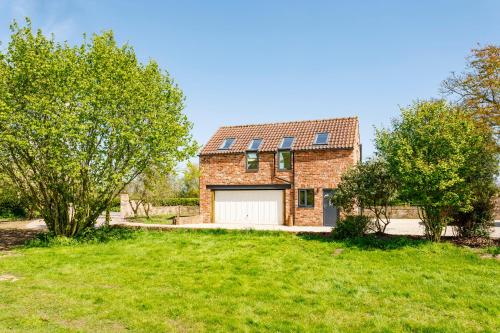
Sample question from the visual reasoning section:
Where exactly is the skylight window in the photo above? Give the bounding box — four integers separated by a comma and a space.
248, 138, 263, 151
314, 132, 329, 145
279, 137, 294, 149
219, 138, 235, 150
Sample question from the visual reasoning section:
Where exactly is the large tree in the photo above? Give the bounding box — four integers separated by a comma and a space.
0, 21, 196, 236
441, 45, 499, 136
376, 100, 497, 241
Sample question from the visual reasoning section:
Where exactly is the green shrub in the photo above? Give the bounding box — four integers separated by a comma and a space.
154, 197, 199, 206
450, 194, 495, 238
332, 215, 371, 239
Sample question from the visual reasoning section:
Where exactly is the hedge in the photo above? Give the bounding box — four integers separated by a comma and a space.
155, 198, 199, 206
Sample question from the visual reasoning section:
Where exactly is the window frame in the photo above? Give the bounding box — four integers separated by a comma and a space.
246, 151, 259, 172
279, 136, 295, 149
277, 150, 292, 171
219, 138, 236, 150
298, 189, 314, 208
248, 138, 263, 151
314, 132, 329, 145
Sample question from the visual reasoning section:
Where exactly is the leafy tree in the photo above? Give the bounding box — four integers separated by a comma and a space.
441, 45, 499, 136
0, 21, 196, 236
126, 167, 180, 218
332, 159, 398, 233
0, 175, 30, 218
376, 100, 498, 241
180, 161, 200, 198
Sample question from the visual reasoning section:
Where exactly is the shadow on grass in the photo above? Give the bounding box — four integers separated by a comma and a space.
297, 232, 430, 250
25, 226, 137, 248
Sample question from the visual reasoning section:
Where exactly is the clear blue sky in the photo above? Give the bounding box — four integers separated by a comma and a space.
1, 0, 499, 160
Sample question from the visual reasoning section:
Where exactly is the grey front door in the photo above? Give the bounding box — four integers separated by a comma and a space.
323, 189, 338, 227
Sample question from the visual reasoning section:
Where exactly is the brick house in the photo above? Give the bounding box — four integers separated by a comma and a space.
199, 117, 361, 227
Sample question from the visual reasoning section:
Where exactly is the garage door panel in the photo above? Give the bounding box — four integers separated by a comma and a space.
214, 190, 283, 225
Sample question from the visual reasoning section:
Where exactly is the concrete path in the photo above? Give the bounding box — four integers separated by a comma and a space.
24, 214, 500, 238
115, 218, 500, 238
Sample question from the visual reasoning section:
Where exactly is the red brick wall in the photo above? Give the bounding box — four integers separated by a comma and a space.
199, 148, 358, 226
199, 153, 293, 224
293, 149, 356, 226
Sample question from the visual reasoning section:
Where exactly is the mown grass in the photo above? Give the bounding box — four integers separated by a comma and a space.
0, 229, 498, 332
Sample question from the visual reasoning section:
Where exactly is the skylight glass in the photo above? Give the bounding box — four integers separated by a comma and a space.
219, 138, 235, 150
314, 132, 329, 145
248, 138, 263, 151
280, 137, 294, 149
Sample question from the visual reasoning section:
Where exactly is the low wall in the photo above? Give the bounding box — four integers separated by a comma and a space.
120, 194, 200, 221
365, 202, 500, 220
363, 206, 420, 219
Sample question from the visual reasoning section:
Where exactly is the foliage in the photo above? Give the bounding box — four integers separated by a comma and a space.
441, 45, 500, 136
180, 161, 200, 198
331, 159, 398, 233
331, 215, 371, 239
155, 197, 199, 206
25, 226, 137, 247
1, 230, 498, 331
376, 100, 498, 241
0, 20, 196, 236
450, 188, 496, 238
0, 175, 25, 217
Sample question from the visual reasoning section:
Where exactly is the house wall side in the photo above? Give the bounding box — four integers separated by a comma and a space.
293, 149, 356, 226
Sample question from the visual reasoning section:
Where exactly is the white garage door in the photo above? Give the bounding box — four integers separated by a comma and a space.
214, 190, 284, 225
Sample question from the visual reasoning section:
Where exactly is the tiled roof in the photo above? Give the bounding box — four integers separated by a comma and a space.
200, 117, 359, 155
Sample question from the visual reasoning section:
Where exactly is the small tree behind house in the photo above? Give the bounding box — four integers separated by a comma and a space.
126, 168, 181, 218
331, 159, 398, 233
441, 45, 499, 137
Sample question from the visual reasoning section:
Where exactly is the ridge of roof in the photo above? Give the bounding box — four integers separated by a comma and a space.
218, 116, 358, 129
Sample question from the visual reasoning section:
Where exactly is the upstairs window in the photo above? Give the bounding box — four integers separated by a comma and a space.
248, 138, 263, 151
279, 136, 294, 149
246, 152, 258, 171
219, 138, 235, 150
314, 132, 329, 145
278, 150, 292, 170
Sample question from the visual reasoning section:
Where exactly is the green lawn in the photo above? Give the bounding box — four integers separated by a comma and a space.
0, 230, 498, 332
125, 214, 176, 224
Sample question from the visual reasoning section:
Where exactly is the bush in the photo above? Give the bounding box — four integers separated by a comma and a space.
332, 215, 371, 239
154, 197, 199, 206
450, 195, 495, 238
0, 179, 28, 218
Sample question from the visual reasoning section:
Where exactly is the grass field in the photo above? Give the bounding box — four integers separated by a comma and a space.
0, 229, 498, 332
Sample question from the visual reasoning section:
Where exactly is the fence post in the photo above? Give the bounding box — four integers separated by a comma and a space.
120, 193, 130, 219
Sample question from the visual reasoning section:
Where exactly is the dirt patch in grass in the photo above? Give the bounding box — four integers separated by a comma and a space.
447, 236, 499, 248
0, 274, 19, 282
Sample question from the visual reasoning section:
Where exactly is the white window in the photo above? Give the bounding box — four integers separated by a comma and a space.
219, 138, 235, 150
279, 137, 294, 149
314, 132, 329, 145
248, 138, 263, 151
